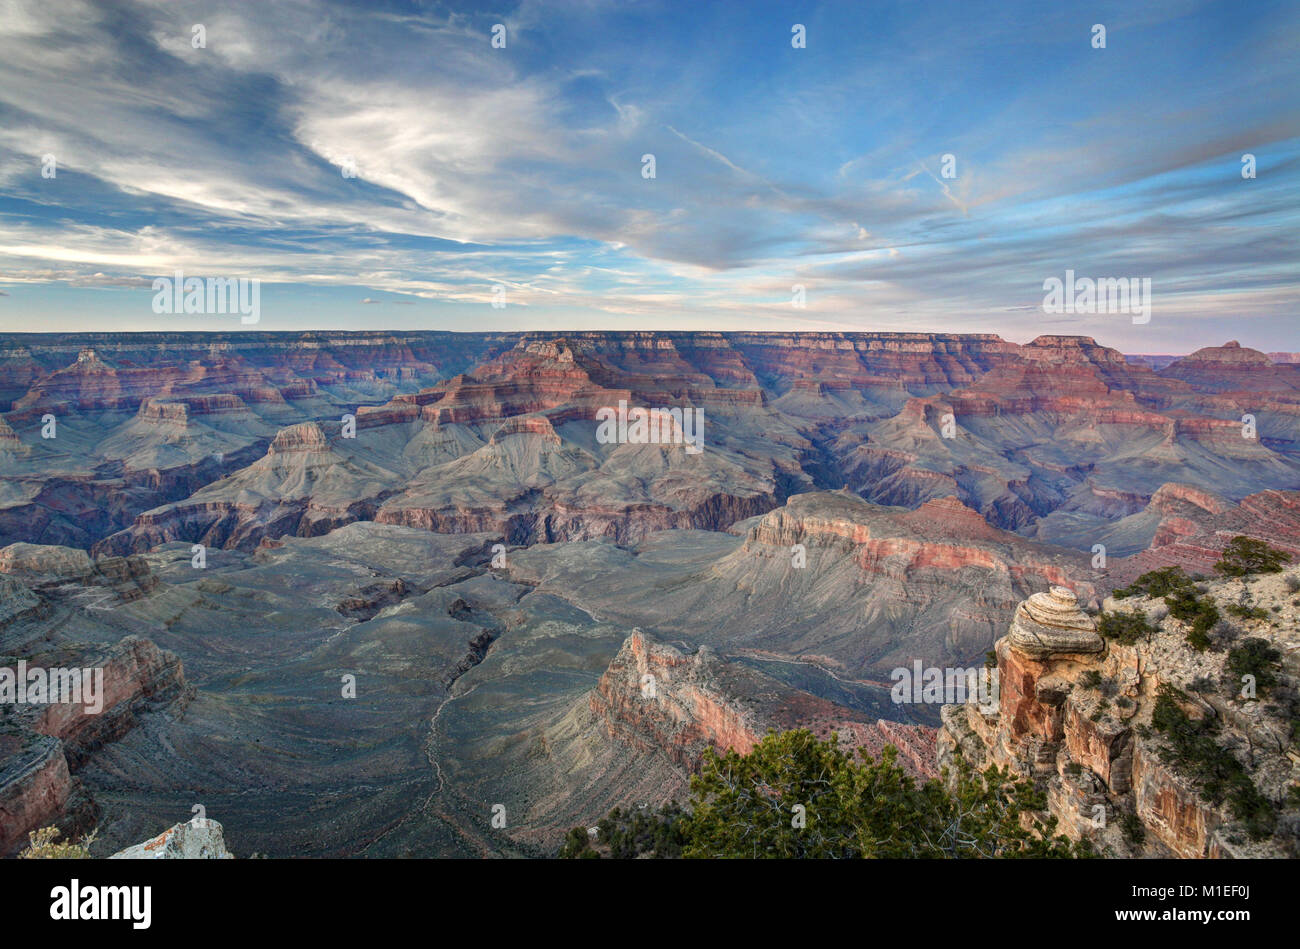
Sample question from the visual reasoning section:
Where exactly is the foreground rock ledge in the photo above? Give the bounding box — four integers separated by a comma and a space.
939, 572, 1300, 858
110, 817, 234, 859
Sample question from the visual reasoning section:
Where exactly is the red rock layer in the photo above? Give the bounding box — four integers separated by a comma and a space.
1109, 486, 1300, 587
590, 632, 937, 781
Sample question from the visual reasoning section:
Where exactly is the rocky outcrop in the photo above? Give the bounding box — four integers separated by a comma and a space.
110, 816, 234, 859
748, 493, 1091, 590
0, 575, 42, 626
490, 415, 563, 445
591, 632, 760, 767
0, 544, 158, 609
1005, 587, 1105, 658
269, 421, 331, 454
0, 415, 27, 455
137, 393, 252, 422
0, 543, 94, 577
938, 571, 1300, 857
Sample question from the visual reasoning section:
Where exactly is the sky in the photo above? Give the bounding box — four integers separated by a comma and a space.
0, 0, 1297, 352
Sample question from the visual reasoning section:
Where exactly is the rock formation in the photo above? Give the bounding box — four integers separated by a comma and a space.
1005, 587, 1105, 658
939, 571, 1300, 857
590, 630, 938, 780
1161, 341, 1300, 394
1101, 486, 1300, 586
0, 733, 94, 855
110, 816, 234, 859
0, 330, 1293, 553
0, 562, 188, 855
548, 490, 1099, 680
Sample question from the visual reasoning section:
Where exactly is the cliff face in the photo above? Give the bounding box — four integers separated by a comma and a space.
590, 631, 938, 780
938, 574, 1300, 857
32, 636, 189, 769
0, 632, 188, 855
0, 733, 89, 855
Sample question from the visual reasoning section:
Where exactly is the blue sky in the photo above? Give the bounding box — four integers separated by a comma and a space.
0, 0, 1296, 351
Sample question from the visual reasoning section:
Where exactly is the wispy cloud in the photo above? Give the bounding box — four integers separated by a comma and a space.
0, 0, 1295, 349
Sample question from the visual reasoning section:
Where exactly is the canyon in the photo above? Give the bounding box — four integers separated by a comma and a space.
0, 330, 1297, 857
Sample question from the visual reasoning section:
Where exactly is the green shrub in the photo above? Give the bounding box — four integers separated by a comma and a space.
1226, 603, 1267, 620
1113, 567, 1193, 600
557, 826, 600, 859
1226, 638, 1282, 697
1081, 670, 1103, 689
1165, 589, 1219, 651
1215, 537, 1292, 578
573, 802, 688, 859
1121, 812, 1146, 848
1098, 611, 1155, 645
561, 730, 1092, 858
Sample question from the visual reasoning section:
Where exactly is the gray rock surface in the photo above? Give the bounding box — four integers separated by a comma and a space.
110, 817, 234, 859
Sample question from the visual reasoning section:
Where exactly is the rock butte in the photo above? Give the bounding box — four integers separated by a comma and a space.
1007, 587, 1105, 658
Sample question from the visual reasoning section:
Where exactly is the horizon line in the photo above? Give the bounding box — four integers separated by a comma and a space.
0, 327, 1288, 357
